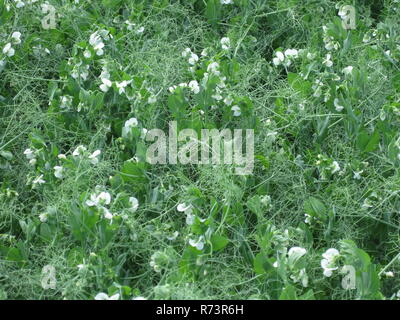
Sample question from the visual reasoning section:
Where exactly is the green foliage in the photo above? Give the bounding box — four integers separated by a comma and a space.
1, 0, 400, 301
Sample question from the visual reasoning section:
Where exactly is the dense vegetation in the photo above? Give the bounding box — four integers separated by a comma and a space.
1, 0, 400, 300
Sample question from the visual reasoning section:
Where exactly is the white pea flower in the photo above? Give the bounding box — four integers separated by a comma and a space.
95, 293, 120, 300
288, 246, 307, 257
24, 148, 35, 160
77, 264, 86, 271
88, 150, 101, 164
207, 62, 220, 75
125, 117, 138, 127
188, 52, 199, 65
125, 20, 136, 31
182, 48, 192, 57
284, 48, 298, 59
334, 98, 344, 112
224, 97, 233, 106
322, 53, 333, 67
89, 31, 105, 56
273, 51, 285, 66
60, 95, 73, 109
72, 145, 87, 157
221, 0, 233, 4
259, 195, 271, 208
384, 271, 394, 278
83, 50, 91, 59
231, 105, 241, 117
220, 37, 231, 50
93, 42, 104, 56
101, 207, 113, 220
321, 248, 340, 277
189, 235, 205, 251
86, 191, 111, 207
342, 66, 353, 75
99, 77, 112, 92
288, 247, 307, 266
11, 31, 22, 44
304, 213, 313, 224
32, 174, 46, 186
177, 203, 191, 212
39, 212, 48, 223
122, 117, 138, 138
353, 170, 363, 180
177, 203, 195, 224
128, 196, 139, 212
15, 1, 25, 8
331, 161, 340, 174
115, 80, 132, 94
53, 166, 64, 179
3, 43, 15, 57
188, 80, 200, 94
98, 191, 111, 205
136, 26, 145, 34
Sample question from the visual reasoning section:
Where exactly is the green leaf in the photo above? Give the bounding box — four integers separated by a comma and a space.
316, 116, 330, 143
339, 239, 382, 299
206, 0, 221, 26
356, 129, 370, 151
0, 150, 13, 160
4, 244, 27, 267
364, 129, 380, 153
247, 195, 263, 217
210, 234, 229, 251
255, 154, 270, 170
119, 161, 148, 186
179, 246, 200, 276
168, 89, 186, 120
304, 197, 327, 221
29, 132, 47, 149
40, 223, 52, 242
253, 253, 268, 275
357, 128, 380, 153
279, 285, 297, 300
299, 289, 315, 300
288, 73, 311, 97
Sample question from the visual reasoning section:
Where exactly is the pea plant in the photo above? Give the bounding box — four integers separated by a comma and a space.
0, 0, 400, 300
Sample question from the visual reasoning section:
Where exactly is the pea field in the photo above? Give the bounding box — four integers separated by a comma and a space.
1, 0, 400, 300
